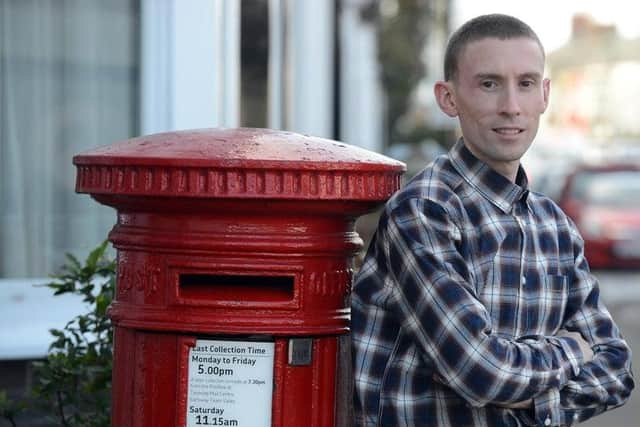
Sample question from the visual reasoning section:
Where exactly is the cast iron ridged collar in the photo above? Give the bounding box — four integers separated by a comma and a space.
73, 128, 406, 201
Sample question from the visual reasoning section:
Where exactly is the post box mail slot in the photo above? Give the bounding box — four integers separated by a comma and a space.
179, 274, 295, 303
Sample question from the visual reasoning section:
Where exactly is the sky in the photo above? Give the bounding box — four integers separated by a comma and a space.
453, 0, 640, 53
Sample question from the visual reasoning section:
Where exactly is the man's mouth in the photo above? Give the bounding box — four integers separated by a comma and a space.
493, 127, 524, 135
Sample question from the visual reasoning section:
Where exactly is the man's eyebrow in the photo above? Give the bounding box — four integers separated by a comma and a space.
519, 72, 543, 80
473, 72, 543, 81
473, 73, 502, 81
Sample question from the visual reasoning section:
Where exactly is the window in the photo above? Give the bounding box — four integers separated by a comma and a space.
240, 0, 269, 128
1, 0, 140, 277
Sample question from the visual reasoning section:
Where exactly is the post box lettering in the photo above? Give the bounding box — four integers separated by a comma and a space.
186, 339, 274, 427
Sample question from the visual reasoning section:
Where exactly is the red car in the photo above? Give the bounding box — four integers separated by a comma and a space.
557, 163, 640, 269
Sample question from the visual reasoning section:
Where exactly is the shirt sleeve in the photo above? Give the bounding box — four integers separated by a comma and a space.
382, 197, 585, 408
554, 224, 634, 424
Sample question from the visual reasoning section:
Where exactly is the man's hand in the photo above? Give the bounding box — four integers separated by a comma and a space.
498, 330, 593, 411
556, 329, 594, 363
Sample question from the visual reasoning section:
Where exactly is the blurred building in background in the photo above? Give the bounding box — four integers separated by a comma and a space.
546, 14, 640, 148
525, 13, 640, 200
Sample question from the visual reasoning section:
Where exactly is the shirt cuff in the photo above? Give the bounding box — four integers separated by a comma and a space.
533, 387, 562, 426
518, 391, 582, 426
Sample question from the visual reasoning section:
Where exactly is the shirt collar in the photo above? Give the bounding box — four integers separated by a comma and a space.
449, 138, 529, 213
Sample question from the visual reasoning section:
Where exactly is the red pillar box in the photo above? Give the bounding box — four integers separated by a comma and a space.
73, 128, 405, 427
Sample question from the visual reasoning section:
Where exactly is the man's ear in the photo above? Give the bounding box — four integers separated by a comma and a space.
542, 77, 551, 112
434, 80, 458, 117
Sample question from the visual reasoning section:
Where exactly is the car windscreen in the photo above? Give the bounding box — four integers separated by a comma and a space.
578, 171, 640, 208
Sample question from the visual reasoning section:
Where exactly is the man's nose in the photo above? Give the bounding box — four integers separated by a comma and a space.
499, 86, 522, 116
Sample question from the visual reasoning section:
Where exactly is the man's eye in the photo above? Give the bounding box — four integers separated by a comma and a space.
481, 81, 497, 89
521, 80, 535, 88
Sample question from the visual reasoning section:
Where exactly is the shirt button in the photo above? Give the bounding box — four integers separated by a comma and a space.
544, 416, 551, 426
556, 373, 561, 380
574, 413, 579, 420
521, 275, 526, 285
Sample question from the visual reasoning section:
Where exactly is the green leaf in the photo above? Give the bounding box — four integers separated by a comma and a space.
64, 253, 83, 273
96, 294, 109, 317
86, 240, 109, 271
49, 329, 65, 338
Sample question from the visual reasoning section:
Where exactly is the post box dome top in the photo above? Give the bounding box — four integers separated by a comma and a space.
74, 128, 404, 170
74, 128, 406, 201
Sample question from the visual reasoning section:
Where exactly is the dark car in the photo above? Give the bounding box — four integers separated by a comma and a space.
557, 163, 640, 270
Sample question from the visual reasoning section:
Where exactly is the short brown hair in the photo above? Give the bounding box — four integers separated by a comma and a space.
444, 14, 544, 81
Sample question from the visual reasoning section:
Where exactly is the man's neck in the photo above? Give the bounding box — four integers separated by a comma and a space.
462, 142, 520, 183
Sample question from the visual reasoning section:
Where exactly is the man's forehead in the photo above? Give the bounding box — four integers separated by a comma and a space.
460, 36, 545, 59
457, 37, 545, 75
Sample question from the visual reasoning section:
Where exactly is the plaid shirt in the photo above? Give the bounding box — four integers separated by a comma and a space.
352, 139, 633, 426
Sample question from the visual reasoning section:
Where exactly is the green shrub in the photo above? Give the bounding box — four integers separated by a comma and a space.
0, 241, 115, 427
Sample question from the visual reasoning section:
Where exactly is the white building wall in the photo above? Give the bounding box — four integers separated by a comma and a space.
140, 0, 240, 134
286, 0, 335, 138
340, 0, 384, 152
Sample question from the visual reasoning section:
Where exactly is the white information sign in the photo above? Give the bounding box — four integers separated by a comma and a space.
186, 339, 274, 427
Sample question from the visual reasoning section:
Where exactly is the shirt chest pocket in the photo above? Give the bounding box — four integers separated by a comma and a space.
478, 271, 569, 337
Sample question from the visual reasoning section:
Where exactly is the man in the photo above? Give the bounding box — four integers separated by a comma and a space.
351, 14, 633, 426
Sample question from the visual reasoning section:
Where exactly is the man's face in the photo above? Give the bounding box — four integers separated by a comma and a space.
437, 37, 549, 179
